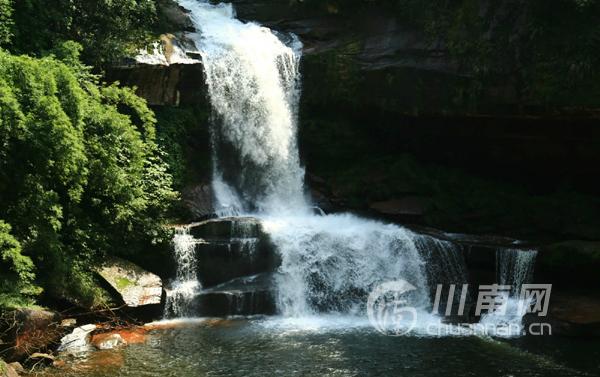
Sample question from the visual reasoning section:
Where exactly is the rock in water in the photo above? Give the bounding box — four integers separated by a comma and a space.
97, 257, 163, 307
58, 324, 97, 355
91, 333, 126, 350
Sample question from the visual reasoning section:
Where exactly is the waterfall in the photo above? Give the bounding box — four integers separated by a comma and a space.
497, 248, 537, 292
176, 0, 462, 328
164, 227, 201, 317
178, 0, 307, 215
480, 248, 537, 337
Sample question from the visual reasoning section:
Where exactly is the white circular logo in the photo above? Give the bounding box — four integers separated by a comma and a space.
367, 280, 418, 336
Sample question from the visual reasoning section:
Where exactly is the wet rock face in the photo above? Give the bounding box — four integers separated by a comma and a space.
96, 257, 163, 307
188, 218, 280, 287
182, 184, 216, 220
107, 62, 205, 106
169, 217, 279, 316
542, 293, 600, 336
157, 0, 194, 32
536, 241, 600, 288
193, 273, 277, 316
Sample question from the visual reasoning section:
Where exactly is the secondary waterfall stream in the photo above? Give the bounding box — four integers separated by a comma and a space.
169, 0, 535, 335
164, 227, 200, 317
480, 248, 538, 336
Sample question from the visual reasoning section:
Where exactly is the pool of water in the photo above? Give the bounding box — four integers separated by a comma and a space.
44, 317, 599, 377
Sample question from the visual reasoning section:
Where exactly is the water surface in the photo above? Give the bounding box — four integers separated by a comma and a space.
44, 317, 598, 377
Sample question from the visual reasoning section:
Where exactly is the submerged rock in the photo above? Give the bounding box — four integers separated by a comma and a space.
91, 333, 126, 350
96, 257, 163, 307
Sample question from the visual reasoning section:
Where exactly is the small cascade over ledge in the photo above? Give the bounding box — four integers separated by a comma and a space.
164, 227, 201, 318
480, 248, 538, 337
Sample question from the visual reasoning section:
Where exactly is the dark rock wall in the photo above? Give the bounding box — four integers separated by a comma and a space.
105, 0, 600, 243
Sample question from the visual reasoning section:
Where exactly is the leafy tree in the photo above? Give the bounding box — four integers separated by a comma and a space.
0, 220, 41, 309
0, 44, 176, 308
9, 0, 157, 66
0, 0, 12, 46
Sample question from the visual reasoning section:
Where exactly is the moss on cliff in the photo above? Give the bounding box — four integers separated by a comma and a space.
300, 114, 600, 241
298, 0, 600, 114
154, 105, 211, 191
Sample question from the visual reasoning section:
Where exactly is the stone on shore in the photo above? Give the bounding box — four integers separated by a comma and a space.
96, 257, 163, 307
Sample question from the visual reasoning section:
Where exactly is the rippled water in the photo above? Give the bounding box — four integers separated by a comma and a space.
43, 318, 599, 377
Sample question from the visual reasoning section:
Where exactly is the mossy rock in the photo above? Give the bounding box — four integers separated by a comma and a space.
96, 257, 163, 307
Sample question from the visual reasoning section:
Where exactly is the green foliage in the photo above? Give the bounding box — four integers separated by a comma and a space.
8, 0, 157, 66
0, 0, 12, 46
0, 220, 41, 309
154, 106, 211, 190
0, 47, 176, 308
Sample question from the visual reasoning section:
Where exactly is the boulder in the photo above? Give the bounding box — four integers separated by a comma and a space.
6, 363, 23, 375
57, 324, 97, 355
96, 257, 163, 307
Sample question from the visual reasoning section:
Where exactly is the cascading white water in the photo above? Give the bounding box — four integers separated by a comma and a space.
164, 227, 201, 317
176, 0, 460, 328
262, 214, 432, 317
178, 0, 307, 215
480, 248, 537, 337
